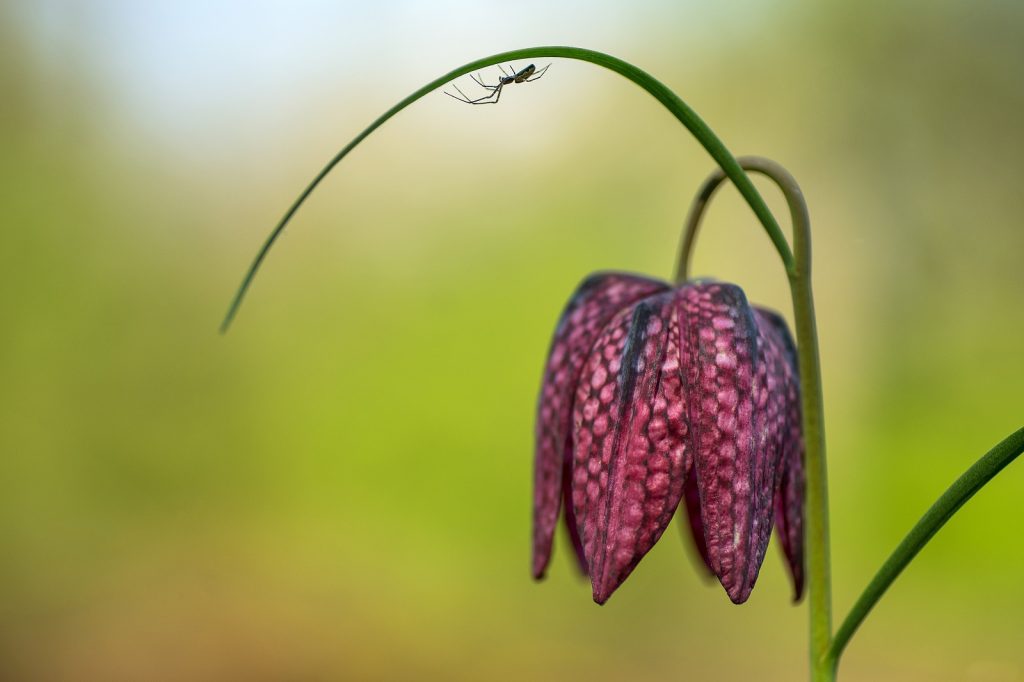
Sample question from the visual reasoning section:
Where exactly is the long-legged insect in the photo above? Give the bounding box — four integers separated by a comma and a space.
444, 63, 551, 105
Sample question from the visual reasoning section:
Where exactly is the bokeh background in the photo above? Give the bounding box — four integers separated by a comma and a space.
2, 1, 1023, 680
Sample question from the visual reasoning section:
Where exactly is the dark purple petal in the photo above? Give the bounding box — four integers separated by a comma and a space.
681, 465, 713, 575
534, 273, 668, 579
560, 450, 587, 575
678, 282, 789, 604
756, 308, 805, 602
743, 309, 794, 596
774, 432, 806, 602
570, 292, 688, 604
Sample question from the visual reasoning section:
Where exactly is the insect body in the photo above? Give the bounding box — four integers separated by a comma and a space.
445, 63, 551, 105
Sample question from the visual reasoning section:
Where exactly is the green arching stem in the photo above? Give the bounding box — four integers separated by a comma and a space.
674, 155, 807, 284
674, 157, 833, 681
219, 46, 794, 333
824, 427, 1024, 670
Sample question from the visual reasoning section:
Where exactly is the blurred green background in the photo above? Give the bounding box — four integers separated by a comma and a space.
1, 1, 1022, 680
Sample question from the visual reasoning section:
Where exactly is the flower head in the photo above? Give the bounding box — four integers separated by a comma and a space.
533, 272, 805, 605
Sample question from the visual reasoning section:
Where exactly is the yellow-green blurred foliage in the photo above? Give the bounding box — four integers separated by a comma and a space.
1, 2, 1022, 681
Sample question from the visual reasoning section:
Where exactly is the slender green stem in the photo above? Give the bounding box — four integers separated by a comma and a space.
674, 157, 833, 681
790, 271, 833, 682
220, 46, 794, 333
674, 165, 725, 283
675, 156, 805, 282
826, 427, 1024, 670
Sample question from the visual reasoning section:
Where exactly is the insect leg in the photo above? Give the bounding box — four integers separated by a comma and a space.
468, 83, 503, 105
463, 83, 503, 105
443, 83, 477, 103
524, 64, 551, 82
471, 73, 500, 91
466, 83, 501, 105
445, 83, 500, 105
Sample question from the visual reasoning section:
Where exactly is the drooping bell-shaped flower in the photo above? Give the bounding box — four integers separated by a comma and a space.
533, 273, 805, 605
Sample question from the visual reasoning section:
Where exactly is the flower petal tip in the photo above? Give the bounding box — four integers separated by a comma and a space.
727, 588, 752, 605
591, 581, 613, 605
786, 558, 805, 603
717, 570, 756, 605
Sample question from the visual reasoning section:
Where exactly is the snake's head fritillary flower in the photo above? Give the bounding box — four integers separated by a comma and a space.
533, 272, 805, 605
